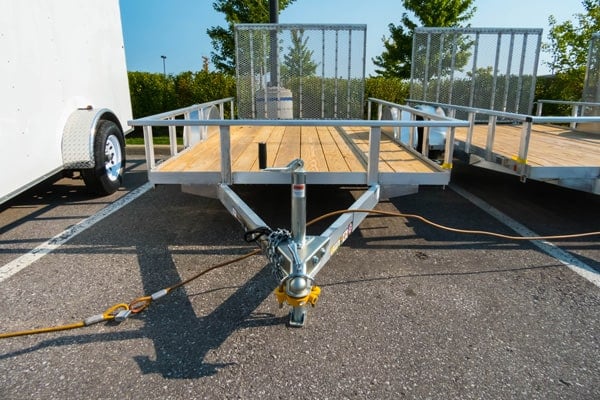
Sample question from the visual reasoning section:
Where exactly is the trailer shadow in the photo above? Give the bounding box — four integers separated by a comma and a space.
132, 246, 281, 378
110, 185, 286, 378
0, 260, 282, 380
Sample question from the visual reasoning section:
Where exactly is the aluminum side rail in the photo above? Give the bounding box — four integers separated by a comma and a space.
130, 108, 469, 186
367, 97, 461, 166
406, 99, 600, 194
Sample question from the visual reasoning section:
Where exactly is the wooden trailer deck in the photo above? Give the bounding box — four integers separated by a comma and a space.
453, 123, 600, 193
454, 123, 600, 167
150, 125, 448, 187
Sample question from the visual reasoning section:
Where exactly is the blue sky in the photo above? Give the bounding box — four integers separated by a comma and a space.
119, 0, 585, 76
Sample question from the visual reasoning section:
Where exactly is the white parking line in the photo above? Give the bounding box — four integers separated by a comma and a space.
0, 182, 153, 283
450, 184, 600, 288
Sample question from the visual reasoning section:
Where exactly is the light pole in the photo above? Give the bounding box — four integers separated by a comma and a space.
160, 55, 167, 77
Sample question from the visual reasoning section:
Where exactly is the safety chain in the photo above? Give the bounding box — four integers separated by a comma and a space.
266, 228, 292, 282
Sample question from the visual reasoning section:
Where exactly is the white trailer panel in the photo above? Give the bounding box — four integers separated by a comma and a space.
0, 0, 132, 202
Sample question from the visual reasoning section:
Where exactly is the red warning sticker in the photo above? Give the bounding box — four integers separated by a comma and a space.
292, 184, 305, 197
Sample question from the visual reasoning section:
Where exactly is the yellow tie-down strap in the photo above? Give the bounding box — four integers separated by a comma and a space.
274, 285, 321, 308
511, 155, 528, 165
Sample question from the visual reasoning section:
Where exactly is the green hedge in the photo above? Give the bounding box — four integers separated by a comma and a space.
128, 71, 409, 121
127, 71, 236, 135
126, 71, 584, 128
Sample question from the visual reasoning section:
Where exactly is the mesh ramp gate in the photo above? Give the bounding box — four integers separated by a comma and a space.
410, 27, 542, 118
581, 33, 600, 133
235, 24, 366, 119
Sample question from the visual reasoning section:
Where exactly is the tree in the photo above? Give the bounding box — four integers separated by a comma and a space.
537, 0, 600, 108
281, 29, 318, 79
373, 0, 476, 78
207, 0, 296, 75
543, 0, 600, 75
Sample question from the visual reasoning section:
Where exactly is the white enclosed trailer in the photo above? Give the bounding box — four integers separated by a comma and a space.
0, 0, 132, 203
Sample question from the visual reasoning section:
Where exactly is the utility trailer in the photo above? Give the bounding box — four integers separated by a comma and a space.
0, 0, 132, 204
409, 27, 600, 194
131, 23, 469, 326
131, 99, 468, 326
429, 101, 600, 194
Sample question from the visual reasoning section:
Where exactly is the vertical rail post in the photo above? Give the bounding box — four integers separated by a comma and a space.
321, 29, 326, 119
435, 33, 445, 102
535, 101, 543, 116
490, 32, 502, 111
485, 115, 497, 161
448, 32, 458, 104
516, 117, 532, 177
168, 118, 177, 156
183, 112, 190, 147
502, 33, 515, 112
143, 126, 156, 170
334, 29, 339, 118
422, 125, 430, 158
515, 33, 529, 114
409, 113, 416, 148
423, 33, 431, 100
570, 104, 579, 129
367, 126, 381, 185
249, 30, 256, 118
220, 125, 232, 184
528, 32, 543, 115
262, 33, 269, 117
469, 33, 480, 108
346, 28, 352, 119
443, 126, 456, 170
465, 111, 476, 153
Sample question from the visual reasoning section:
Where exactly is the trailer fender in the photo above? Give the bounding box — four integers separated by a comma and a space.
61, 107, 120, 169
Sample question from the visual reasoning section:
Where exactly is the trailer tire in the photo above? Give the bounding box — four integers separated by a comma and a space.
81, 120, 126, 195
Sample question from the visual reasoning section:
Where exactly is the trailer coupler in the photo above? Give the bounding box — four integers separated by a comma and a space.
274, 284, 321, 327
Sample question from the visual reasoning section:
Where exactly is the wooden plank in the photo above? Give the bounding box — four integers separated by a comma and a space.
328, 126, 367, 172
316, 126, 350, 172
273, 126, 301, 167
300, 126, 329, 172
264, 126, 285, 169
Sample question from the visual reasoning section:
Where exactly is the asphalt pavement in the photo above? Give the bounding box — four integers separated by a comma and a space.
0, 151, 598, 399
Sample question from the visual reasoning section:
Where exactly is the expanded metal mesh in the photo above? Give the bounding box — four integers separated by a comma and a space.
410, 28, 542, 117
235, 24, 366, 119
583, 33, 600, 107
579, 33, 600, 132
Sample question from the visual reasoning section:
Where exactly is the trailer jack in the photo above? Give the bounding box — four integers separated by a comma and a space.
218, 159, 380, 327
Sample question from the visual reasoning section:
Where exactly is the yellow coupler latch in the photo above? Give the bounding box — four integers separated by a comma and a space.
274, 285, 321, 308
